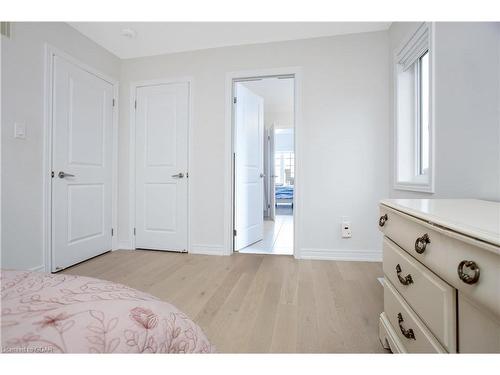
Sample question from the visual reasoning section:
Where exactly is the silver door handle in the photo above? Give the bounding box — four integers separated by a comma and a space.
260, 173, 265, 178
58, 171, 75, 179
171, 173, 184, 178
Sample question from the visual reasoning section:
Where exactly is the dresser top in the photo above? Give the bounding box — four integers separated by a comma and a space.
380, 199, 500, 247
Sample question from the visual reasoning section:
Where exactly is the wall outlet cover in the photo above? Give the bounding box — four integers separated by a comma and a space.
341, 221, 352, 238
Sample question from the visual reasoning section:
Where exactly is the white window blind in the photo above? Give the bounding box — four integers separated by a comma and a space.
397, 23, 429, 71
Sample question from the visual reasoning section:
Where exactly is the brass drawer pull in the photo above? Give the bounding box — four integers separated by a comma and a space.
397, 313, 416, 340
396, 264, 413, 285
414, 233, 430, 254
458, 260, 480, 285
379, 214, 388, 227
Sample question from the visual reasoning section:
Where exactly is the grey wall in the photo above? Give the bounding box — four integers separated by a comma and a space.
1, 22, 120, 270
119, 31, 390, 259
389, 22, 500, 201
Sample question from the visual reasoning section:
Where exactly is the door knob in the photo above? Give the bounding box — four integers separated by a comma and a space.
171, 173, 184, 178
58, 171, 75, 179
260, 173, 265, 178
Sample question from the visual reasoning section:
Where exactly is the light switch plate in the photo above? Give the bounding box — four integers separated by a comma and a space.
14, 122, 26, 139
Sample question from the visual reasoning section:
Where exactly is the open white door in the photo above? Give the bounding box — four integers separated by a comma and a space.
234, 83, 264, 251
52, 55, 113, 271
135, 82, 189, 252
269, 124, 276, 221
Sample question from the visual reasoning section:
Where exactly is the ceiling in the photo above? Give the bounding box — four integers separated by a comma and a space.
68, 22, 391, 59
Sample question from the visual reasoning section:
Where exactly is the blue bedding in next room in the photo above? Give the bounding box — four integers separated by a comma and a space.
275, 185, 294, 199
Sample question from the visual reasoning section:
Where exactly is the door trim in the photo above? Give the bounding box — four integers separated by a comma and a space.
224, 67, 302, 258
43, 44, 119, 272
127, 77, 193, 252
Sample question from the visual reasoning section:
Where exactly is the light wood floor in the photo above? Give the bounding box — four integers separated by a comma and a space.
62, 250, 386, 353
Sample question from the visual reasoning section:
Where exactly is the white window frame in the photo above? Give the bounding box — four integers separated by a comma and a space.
393, 22, 435, 193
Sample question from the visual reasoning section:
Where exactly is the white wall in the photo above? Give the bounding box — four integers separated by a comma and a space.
1, 22, 120, 270
275, 129, 294, 152
389, 22, 500, 201
265, 111, 294, 129
119, 31, 390, 260
241, 78, 294, 129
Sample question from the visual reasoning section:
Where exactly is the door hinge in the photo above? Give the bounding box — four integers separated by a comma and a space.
233, 97, 237, 104
233, 229, 237, 236
186, 172, 189, 178
268, 204, 271, 209
133, 228, 136, 236
134, 100, 137, 110
51, 171, 55, 178
112, 98, 115, 107
111, 228, 114, 236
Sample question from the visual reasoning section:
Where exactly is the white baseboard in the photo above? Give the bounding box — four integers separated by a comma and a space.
118, 241, 133, 250
299, 248, 382, 262
190, 244, 226, 256
29, 265, 45, 272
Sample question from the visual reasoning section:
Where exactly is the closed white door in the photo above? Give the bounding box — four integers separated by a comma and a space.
135, 83, 189, 251
234, 83, 264, 250
52, 55, 113, 271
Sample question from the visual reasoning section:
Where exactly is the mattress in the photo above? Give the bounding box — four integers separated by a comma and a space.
1, 269, 214, 353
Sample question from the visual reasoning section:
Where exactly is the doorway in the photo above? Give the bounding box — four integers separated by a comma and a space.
232, 75, 295, 255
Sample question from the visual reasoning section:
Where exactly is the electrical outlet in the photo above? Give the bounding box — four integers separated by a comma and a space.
341, 221, 352, 238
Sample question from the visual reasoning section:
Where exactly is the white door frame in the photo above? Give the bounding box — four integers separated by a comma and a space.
42, 44, 119, 272
224, 67, 302, 258
128, 77, 193, 252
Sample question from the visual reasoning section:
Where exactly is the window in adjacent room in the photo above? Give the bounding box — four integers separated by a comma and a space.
274, 151, 295, 186
394, 23, 434, 192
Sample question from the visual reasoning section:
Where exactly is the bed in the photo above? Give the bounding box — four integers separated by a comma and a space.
275, 185, 294, 207
1, 269, 214, 353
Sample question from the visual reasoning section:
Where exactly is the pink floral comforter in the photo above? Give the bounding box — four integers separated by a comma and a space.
1, 269, 214, 353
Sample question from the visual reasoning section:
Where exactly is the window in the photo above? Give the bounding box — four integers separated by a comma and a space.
274, 151, 294, 186
417, 50, 429, 176
394, 23, 433, 192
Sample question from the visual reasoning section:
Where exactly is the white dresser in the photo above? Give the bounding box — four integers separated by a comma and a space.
378, 199, 500, 353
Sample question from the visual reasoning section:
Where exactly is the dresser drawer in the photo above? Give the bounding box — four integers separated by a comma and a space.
379, 205, 443, 262
379, 205, 500, 318
383, 278, 446, 353
383, 237, 456, 352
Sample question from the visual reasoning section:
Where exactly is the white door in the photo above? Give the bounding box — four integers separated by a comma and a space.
234, 83, 264, 251
52, 55, 113, 271
269, 124, 276, 221
263, 125, 276, 221
135, 82, 189, 251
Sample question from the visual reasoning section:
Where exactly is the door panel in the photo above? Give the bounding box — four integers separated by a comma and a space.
135, 83, 189, 251
269, 124, 276, 221
52, 55, 113, 271
234, 83, 264, 250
